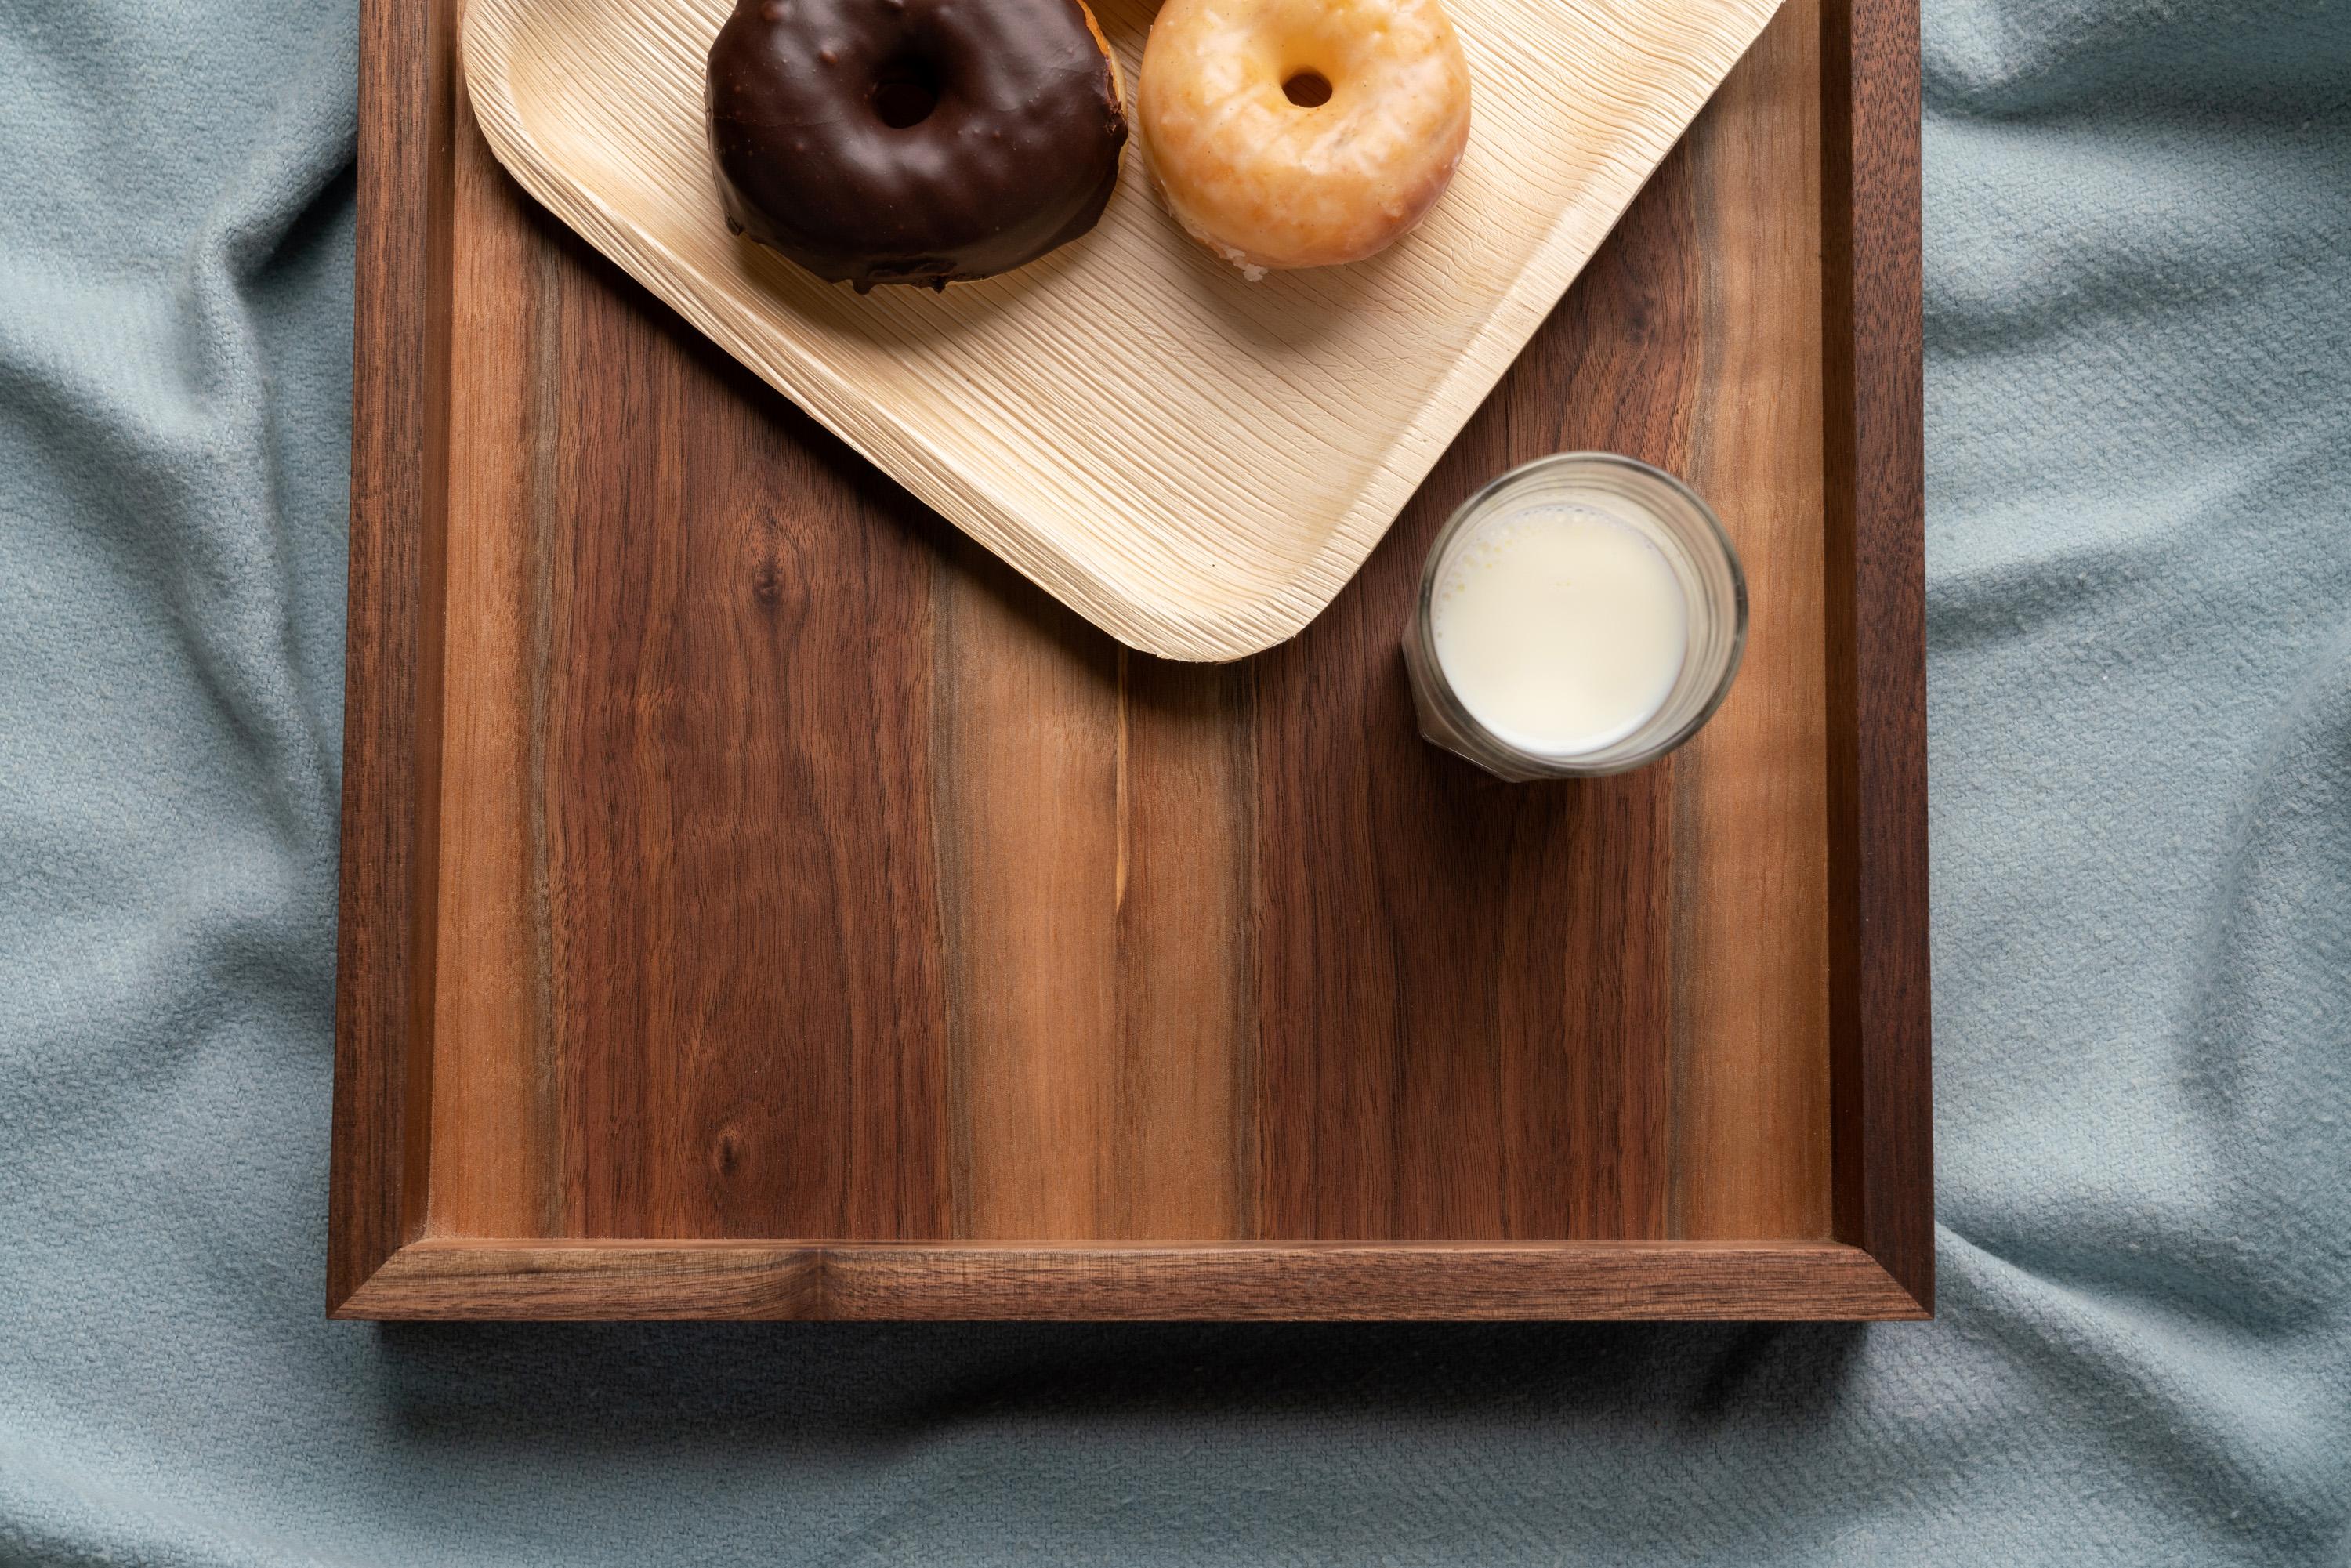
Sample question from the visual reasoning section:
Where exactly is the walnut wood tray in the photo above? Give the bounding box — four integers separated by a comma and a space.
330, 0, 1930, 1319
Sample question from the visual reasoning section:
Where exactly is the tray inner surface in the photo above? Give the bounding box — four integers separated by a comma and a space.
418, 0, 1835, 1248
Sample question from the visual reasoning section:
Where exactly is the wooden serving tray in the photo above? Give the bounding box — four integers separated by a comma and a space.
458, 0, 1781, 660
331, 0, 1929, 1319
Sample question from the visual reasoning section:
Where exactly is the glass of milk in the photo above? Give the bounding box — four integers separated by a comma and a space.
1404, 454, 1747, 781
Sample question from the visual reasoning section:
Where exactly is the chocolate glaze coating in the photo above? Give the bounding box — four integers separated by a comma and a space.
706, 0, 1128, 292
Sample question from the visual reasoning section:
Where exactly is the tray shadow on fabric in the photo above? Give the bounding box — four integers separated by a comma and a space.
374, 1320, 1868, 1439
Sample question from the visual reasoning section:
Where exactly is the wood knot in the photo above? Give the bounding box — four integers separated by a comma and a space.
752, 562, 782, 604
742, 511, 808, 628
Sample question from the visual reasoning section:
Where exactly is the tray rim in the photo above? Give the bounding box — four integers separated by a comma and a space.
330, 0, 1930, 1321
335, 1240, 1927, 1320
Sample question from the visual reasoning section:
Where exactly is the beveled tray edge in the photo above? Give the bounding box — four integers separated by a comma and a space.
335, 1239, 1929, 1320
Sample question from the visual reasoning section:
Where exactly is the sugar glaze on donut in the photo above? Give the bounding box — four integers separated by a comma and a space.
707, 0, 1128, 291
1138, 0, 1471, 275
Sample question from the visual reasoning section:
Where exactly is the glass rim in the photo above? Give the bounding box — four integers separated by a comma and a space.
1411, 452, 1750, 779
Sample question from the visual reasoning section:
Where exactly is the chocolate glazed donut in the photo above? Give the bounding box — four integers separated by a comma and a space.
707, 0, 1128, 292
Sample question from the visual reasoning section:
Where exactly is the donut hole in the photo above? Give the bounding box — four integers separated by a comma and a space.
871, 58, 942, 129
1281, 70, 1334, 108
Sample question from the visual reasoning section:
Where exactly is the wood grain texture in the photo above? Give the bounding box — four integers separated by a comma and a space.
338, 1240, 1929, 1320
425, 60, 564, 1240
458, 0, 1786, 658
329, 0, 449, 1312
329, 0, 1933, 1319
931, 546, 1123, 1238
1821, 0, 1933, 1309
1111, 651, 1258, 1240
541, 247, 955, 1242
1672, 0, 1835, 1240
1248, 144, 1698, 1243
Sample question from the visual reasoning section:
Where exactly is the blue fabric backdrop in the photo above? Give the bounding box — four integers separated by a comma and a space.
2, 0, 2346, 1561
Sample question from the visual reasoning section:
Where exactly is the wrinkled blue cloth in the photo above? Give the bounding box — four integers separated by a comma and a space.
3, 0, 2348, 1559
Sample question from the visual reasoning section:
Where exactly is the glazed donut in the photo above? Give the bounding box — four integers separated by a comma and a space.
706, 0, 1128, 292
1138, 0, 1471, 274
